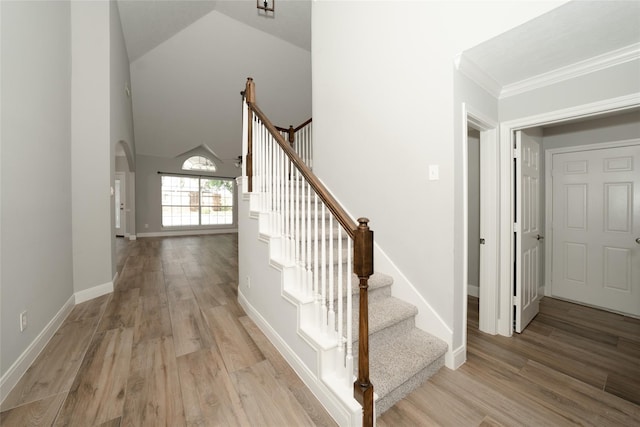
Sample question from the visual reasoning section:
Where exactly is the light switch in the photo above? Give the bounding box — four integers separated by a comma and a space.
429, 164, 439, 181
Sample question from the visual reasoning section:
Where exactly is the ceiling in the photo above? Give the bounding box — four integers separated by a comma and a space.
463, 1, 640, 88
115, 1, 639, 162
117, 0, 311, 61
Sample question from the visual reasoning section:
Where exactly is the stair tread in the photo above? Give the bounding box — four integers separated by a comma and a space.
368, 328, 447, 399
351, 296, 417, 339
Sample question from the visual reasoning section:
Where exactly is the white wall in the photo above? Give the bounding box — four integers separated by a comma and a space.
71, 1, 113, 293
500, 59, 640, 122
1, 0, 73, 375
110, 0, 136, 273
312, 0, 566, 361
130, 9, 312, 159
543, 110, 640, 149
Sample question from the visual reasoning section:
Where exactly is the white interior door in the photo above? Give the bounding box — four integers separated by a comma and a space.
515, 130, 542, 332
115, 172, 126, 237
551, 144, 640, 316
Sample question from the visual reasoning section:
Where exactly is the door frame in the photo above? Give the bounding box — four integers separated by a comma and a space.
462, 103, 500, 337
115, 171, 127, 237
544, 138, 640, 298
496, 93, 640, 336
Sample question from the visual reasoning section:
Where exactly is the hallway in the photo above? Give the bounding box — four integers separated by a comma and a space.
1, 234, 336, 426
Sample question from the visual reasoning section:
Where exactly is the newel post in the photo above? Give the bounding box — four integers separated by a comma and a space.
287, 125, 295, 148
245, 78, 256, 192
353, 218, 374, 427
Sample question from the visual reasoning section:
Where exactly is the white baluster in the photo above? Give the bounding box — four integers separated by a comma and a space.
241, 102, 248, 192
328, 215, 335, 339
306, 181, 313, 298
346, 237, 353, 385
299, 168, 306, 294
337, 226, 344, 368
321, 203, 327, 334
314, 193, 321, 330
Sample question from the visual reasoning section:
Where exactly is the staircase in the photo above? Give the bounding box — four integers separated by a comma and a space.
238, 78, 447, 425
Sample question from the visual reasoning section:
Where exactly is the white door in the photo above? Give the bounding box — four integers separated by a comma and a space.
115, 172, 126, 237
551, 144, 640, 316
515, 130, 542, 332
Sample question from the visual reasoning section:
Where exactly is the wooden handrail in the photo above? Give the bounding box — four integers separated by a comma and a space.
274, 117, 312, 134
247, 105, 356, 239
244, 78, 374, 426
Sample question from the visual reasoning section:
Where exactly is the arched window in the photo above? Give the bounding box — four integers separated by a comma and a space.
182, 155, 216, 172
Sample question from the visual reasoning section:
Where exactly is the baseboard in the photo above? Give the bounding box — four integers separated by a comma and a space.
74, 281, 113, 304
0, 295, 75, 404
372, 243, 454, 367
468, 284, 479, 298
447, 343, 467, 369
129, 235, 137, 241
137, 228, 237, 238
238, 290, 354, 427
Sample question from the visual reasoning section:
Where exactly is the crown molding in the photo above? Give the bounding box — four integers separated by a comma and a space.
500, 42, 640, 99
454, 53, 502, 99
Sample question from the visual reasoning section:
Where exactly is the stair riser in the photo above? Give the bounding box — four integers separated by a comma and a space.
375, 356, 445, 416
354, 316, 415, 351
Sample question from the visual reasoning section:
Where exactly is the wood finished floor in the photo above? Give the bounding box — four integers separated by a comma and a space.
1, 234, 639, 426
378, 296, 640, 426
0, 235, 336, 427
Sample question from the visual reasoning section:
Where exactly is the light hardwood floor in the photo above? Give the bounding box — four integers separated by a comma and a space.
1, 234, 639, 426
378, 296, 640, 426
0, 235, 336, 427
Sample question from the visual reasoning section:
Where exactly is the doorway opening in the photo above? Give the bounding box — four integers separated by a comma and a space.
499, 101, 640, 336
114, 140, 136, 240
462, 104, 500, 353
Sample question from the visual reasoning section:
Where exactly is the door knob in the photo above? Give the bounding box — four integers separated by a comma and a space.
536, 234, 544, 241
480, 238, 486, 245
636, 237, 640, 244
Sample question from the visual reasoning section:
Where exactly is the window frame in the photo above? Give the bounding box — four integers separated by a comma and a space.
160, 173, 235, 229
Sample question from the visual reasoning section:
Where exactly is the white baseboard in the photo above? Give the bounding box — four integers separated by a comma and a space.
238, 291, 353, 427
74, 281, 113, 304
448, 343, 467, 369
468, 284, 479, 298
137, 228, 238, 238
129, 235, 137, 241
0, 295, 75, 404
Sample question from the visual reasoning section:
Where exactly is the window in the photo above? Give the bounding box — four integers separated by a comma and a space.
182, 156, 216, 172
161, 175, 233, 227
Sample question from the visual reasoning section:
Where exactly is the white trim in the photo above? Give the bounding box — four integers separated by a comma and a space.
467, 284, 479, 298
238, 291, 354, 426
74, 281, 113, 304
0, 295, 75, 404
137, 228, 238, 238
544, 138, 640, 297
463, 103, 500, 342
498, 94, 640, 337
128, 235, 137, 241
449, 344, 467, 370
374, 243, 454, 365
506, 93, 640, 131
454, 53, 502, 98
501, 43, 640, 99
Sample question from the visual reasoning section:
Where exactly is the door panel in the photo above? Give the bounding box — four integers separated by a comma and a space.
515, 130, 542, 332
551, 144, 640, 316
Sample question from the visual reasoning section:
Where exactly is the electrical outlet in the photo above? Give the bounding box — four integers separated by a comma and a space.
144, 223, 149, 229
20, 311, 27, 332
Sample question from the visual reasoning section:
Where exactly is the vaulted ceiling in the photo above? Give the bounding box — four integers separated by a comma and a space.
117, 0, 312, 162
116, 1, 639, 161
